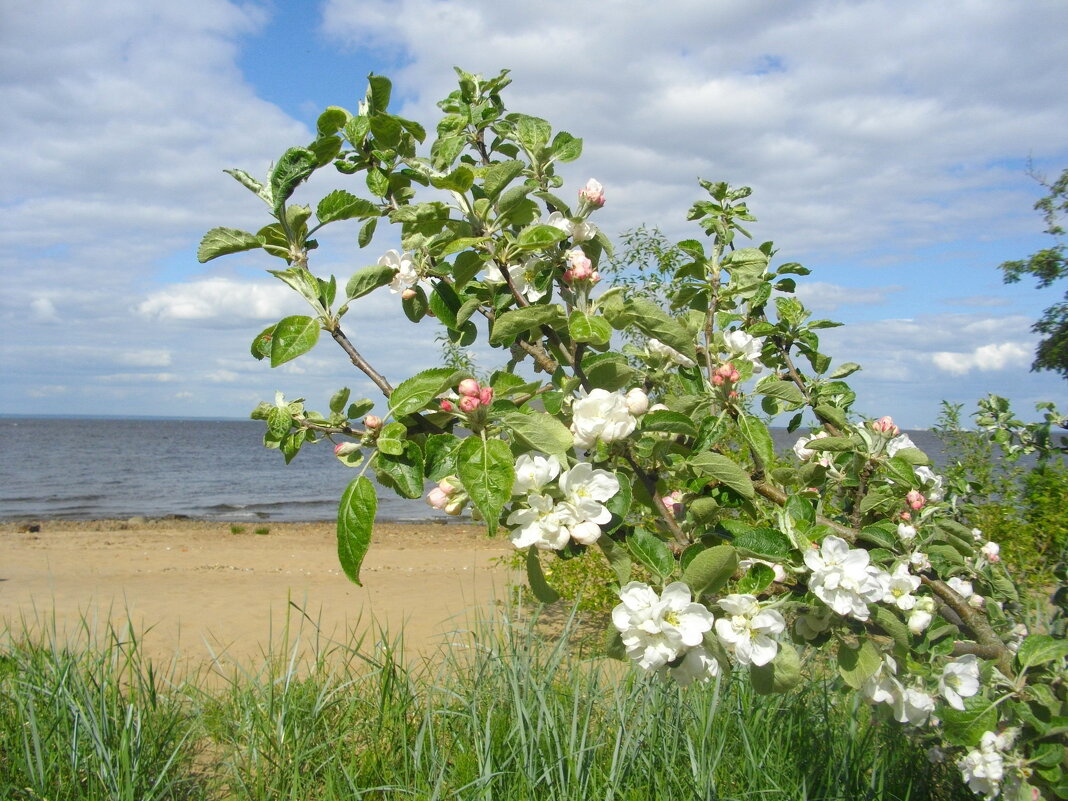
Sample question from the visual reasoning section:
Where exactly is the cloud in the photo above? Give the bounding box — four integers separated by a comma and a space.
117, 349, 173, 367
931, 342, 1032, 375
137, 278, 298, 324
793, 282, 902, 312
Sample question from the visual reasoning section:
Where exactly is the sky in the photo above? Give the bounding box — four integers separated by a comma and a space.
2, 0, 1066, 428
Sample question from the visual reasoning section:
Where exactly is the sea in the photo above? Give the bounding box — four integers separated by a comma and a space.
0, 417, 946, 523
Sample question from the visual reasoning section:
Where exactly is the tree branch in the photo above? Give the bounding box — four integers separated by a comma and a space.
329, 325, 394, 397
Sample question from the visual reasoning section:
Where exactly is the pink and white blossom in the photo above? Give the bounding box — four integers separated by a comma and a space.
723, 330, 765, 371
570, 389, 637, 449
579, 178, 605, 207
804, 535, 888, 621
647, 338, 696, 368
512, 453, 562, 496
958, 731, 1008, 800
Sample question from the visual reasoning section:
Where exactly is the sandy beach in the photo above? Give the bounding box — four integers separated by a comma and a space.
0, 518, 517, 670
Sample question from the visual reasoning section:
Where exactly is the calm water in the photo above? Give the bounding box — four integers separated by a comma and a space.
0, 417, 946, 522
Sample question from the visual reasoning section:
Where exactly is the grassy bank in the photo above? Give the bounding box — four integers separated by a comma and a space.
0, 607, 971, 801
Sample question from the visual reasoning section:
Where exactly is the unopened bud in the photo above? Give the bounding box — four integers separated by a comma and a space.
444, 498, 464, 516
564, 250, 594, 282
363, 415, 382, 430
579, 178, 605, 207
625, 387, 649, 416
425, 487, 450, 510
440, 399, 454, 412
401, 288, 418, 301
334, 442, 360, 457
458, 378, 480, 397
906, 489, 926, 511
458, 395, 480, 413
479, 386, 494, 405
872, 416, 899, 435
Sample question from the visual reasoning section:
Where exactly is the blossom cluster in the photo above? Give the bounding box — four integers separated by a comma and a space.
506, 454, 620, 550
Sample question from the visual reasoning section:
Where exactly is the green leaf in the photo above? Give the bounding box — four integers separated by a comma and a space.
756, 379, 805, 407
197, 227, 261, 263
583, 354, 640, 391
366, 73, 392, 112
814, 404, 850, 430
358, 218, 377, 248
501, 411, 574, 456
515, 223, 569, 250
830, 361, 862, 379
317, 190, 379, 225
837, 638, 881, 690
689, 452, 755, 499
642, 410, 699, 438
550, 131, 582, 162
457, 436, 514, 536
627, 298, 698, 363
375, 441, 424, 499
424, 433, 461, 481
738, 414, 775, 470
732, 528, 792, 559
388, 367, 458, 418
681, 544, 738, 597
329, 387, 351, 414
627, 528, 675, 580
269, 147, 318, 215
751, 642, 801, 695
431, 166, 474, 193
280, 429, 306, 464
316, 106, 349, 136
224, 168, 271, 203
737, 562, 775, 594
568, 311, 612, 345
941, 697, 1000, 748
871, 606, 910, 653
597, 536, 632, 585
376, 421, 407, 456
1017, 635, 1068, 670
483, 160, 525, 201
346, 263, 395, 300
526, 548, 560, 603
489, 304, 567, 345
892, 447, 930, 465
266, 405, 291, 439
515, 114, 552, 153
337, 476, 376, 586
270, 315, 320, 367
806, 436, 856, 452
250, 324, 275, 360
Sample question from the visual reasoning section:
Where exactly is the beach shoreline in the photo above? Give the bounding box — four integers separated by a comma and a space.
0, 518, 517, 671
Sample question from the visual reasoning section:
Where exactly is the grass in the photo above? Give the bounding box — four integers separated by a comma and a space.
253, 527, 270, 536
0, 606, 973, 801
230, 525, 246, 535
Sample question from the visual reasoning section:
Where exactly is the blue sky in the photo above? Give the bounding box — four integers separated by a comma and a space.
2, 0, 1066, 428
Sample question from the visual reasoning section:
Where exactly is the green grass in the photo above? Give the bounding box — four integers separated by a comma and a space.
0, 606, 972, 801
253, 526, 270, 536
230, 525, 246, 535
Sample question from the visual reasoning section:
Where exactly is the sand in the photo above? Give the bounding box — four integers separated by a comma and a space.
0, 518, 518, 671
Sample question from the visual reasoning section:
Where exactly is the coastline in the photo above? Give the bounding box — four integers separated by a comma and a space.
0, 518, 516, 670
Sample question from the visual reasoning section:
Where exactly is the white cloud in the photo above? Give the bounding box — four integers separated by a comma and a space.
27, 385, 68, 398
96, 372, 178, 383
793, 282, 902, 312
30, 297, 59, 321
931, 342, 1032, 375
137, 278, 298, 323
117, 349, 173, 367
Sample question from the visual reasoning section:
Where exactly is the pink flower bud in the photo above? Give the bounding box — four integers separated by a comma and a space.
579, 178, 605, 207
872, 416, 899, 435
425, 487, 450, 510
728, 390, 739, 399
334, 442, 360, 457
457, 378, 480, 397
900, 511, 912, 521
479, 386, 494, 405
590, 271, 601, 284
458, 395, 480, 413
565, 251, 594, 282
440, 399, 454, 412
401, 288, 417, 301
437, 478, 456, 496
363, 415, 382, 430
712, 374, 724, 386
906, 489, 926, 511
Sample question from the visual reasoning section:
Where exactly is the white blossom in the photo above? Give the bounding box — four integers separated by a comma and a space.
908, 596, 936, 634
958, 731, 1006, 800
896, 523, 917, 543
980, 541, 1000, 563
793, 431, 830, 463
723, 330, 765, 371
894, 687, 935, 726
913, 466, 945, 501
909, 550, 931, 572
570, 389, 637, 449
947, 576, 974, 599
804, 536, 888, 621
939, 654, 981, 711
612, 582, 714, 671
862, 655, 902, 706
547, 211, 597, 243
647, 338, 696, 368
557, 462, 619, 544
887, 434, 916, 458
381, 249, 419, 294
506, 494, 573, 551
884, 563, 921, 611
667, 645, 721, 686
484, 258, 547, 302
512, 453, 561, 496
738, 557, 788, 584
714, 594, 785, 667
